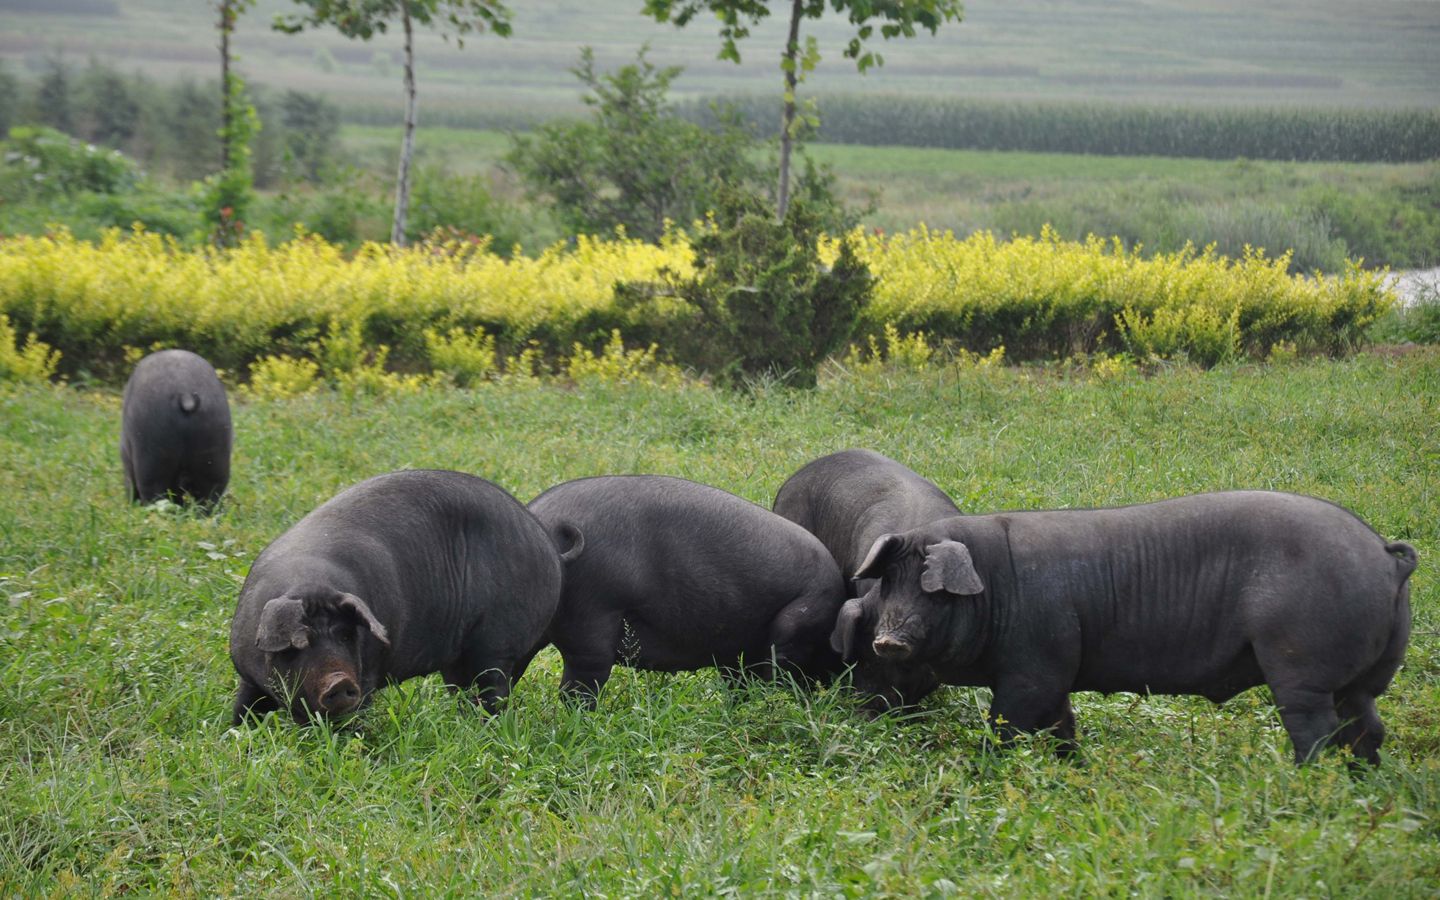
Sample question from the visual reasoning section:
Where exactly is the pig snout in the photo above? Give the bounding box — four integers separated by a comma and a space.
872, 633, 915, 661
314, 670, 362, 716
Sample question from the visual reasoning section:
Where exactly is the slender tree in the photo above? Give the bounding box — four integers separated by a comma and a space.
209, 0, 260, 246
644, 0, 963, 219
218, 0, 255, 170
276, 0, 511, 246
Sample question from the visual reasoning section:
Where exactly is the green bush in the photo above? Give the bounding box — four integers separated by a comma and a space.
509, 48, 767, 243
1369, 284, 1440, 345
1305, 181, 1440, 269
0, 313, 62, 382
406, 166, 547, 256
1, 126, 141, 200
424, 325, 499, 386
620, 192, 872, 388
73, 189, 201, 238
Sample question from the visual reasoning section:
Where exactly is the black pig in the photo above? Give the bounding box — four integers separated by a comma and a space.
120, 349, 232, 507
527, 475, 847, 704
773, 448, 963, 710
229, 470, 561, 724
848, 491, 1417, 764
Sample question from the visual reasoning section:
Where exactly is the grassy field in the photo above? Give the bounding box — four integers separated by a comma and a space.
5, 0, 1437, 119
342, 125, 1440, 269
1, 353, 1437, 893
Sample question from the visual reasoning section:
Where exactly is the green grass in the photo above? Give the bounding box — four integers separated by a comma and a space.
338, 126, 1440, 270
2, 354, 1438, 893
6, 0, 1438, 120
339, 125, 515, 179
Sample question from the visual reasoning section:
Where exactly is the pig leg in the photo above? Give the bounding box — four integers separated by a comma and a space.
443, 658, 516, 714
231, 679, 278, 726
1334, 690, 1385, 766
554, 613, 623, 708
123, 453, 140, 502
1256, 641, 1344, 763
446, 625, 535, 714
1333, 612, 1407, 766
1041, 695, 1080, 757
509, 640, 548, 687
988, 673, 1073, 749
1267, 683, 1341, 764
766, 592, 838, 684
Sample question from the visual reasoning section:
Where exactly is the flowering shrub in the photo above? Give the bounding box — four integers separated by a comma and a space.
566, 330, 684, 387
0, 314, 61, 383
243, 354, 321, 400
0, 224, 1395, 386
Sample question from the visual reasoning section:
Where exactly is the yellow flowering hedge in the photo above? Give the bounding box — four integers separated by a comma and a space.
843, 225, 1393, 362
0, 224, 1394, 383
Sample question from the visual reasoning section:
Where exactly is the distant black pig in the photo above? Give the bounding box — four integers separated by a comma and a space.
848, 491, 1416, 764
120, 349, 232, 507
229, 470, 561, 724
773, 448, 962, 710
527, 475, 848, 704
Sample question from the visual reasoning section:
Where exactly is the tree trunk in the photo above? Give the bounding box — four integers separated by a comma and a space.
391, 2, 417, 246
776, 0, 804, 221
219, 0, 232, 171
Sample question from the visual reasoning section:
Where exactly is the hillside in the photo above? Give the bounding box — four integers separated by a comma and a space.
1, 0, 1436, 123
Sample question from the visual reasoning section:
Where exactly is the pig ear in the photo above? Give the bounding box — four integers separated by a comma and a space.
830, 596, 866, 661
256, 595, 311, 652
854, 534, 904, 581
921, 540, 985, 596
553, 521, 585, 563
337, 593, 391, 647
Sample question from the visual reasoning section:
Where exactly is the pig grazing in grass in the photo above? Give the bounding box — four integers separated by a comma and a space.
120, 349, 232, 508
773, 448, 962, 711
229, 470, 561, 725
852, 491, 1416, 764
527, 475, 848, 704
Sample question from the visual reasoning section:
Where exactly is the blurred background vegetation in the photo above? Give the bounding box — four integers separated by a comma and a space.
0, 0, 1437, 272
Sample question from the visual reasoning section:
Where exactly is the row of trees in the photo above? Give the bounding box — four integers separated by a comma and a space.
0, 58, 339, 188
211, 0, 963, 246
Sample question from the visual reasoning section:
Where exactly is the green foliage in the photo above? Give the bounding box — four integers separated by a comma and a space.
565, 329, 683, 387
684, 93, 1440, 163
0, 62, 17, 137
406, 166, 535, 253
263, 173, 392, 244
242, 353, 321, 399
623, 192, 872, 387
508, 48, 765, 243
275, 0, 513, 42
0, 126, 141, 200
0, 314, 61, 382
0, 355, 1437, 893
645, 1, 963, 219
163, 79, 224, 182
1117, 303, 1242, 367
201, 72, 260, 247
643, 1, 964, 71
1370, 287, 1440, 346
33, 57, 75, 136
1306, 180, 1440, 269
314, 318, 432, 397
843, 322, 936, 372
424, 324, 498, 386
278, 89, 340, 184
2, 58, 324, 189
76, 58, 141, 148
